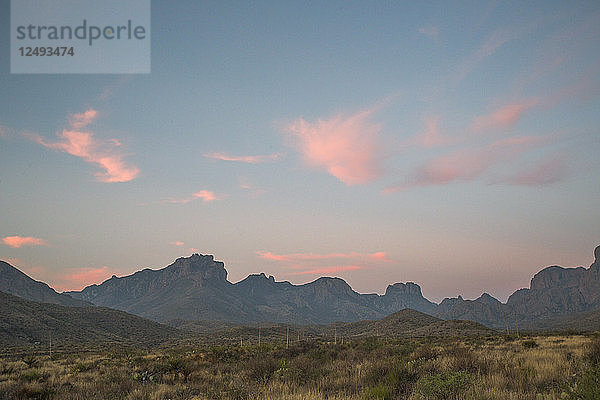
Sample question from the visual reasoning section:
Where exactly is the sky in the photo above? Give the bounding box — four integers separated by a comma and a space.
1, 1, 599, 303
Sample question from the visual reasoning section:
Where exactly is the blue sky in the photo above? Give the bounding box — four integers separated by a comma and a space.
1, 0, 599, 302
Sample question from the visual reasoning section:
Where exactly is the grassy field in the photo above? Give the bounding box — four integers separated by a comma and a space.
0, 334, 598, 400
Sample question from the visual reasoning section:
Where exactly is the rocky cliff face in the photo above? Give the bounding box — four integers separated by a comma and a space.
435, 245, 600, 328
379, 282, 436, 315
506, 245, 600, 319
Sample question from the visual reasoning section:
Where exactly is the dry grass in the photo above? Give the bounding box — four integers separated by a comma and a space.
0, 334, 598, 399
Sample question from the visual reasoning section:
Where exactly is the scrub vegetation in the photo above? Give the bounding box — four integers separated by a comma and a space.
0, 333, 598, 400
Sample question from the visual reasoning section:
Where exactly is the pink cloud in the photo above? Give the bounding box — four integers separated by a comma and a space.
193, 190, 217, 202
409, 116, 454, 147
167, 190, 221, 204
285, 108, 383, 185
68, 109, 98, 129
496, 155, 569, 186
256, 251, 391, 262
204, 152, 281, 163
58, 266, 117, 291
170, 241, 185, 247
238, 180, 267, 198
257, 250, 388, 278
2, 236, 48, 248
289, 265, 364, 276
29, 109, 139, 182
471, 99, 539, 132
385, 135, 552, 192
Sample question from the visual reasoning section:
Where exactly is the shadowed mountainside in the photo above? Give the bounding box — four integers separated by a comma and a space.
4, 244, 599, 329
0, 290, 180, 347
0, 260, 89, 307
435, 245, 600, 328
66, 254, 435, 324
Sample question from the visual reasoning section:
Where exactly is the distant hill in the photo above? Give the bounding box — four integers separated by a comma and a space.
174, 309, 493, 346
0, 260, 89, 307
337, 309, 493, 338
0, 291, 180, 348
519, 308, 600, 332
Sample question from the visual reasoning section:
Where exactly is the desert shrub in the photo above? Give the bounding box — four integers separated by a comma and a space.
416, 371, 473, 400
522, 339, 539, 349
20, 370, 44, 382
15, 384, 55, 400
588, 335, 600, 365
71, 361, 93, 373
569, 363, 600, 400
444, 345, 487, 374
207, 345, 244, 363
246, 355, 279, 384
22, 355, 38, 368
284, 354, 324, 384
503, 334, 518, 342
411, 344, 438, 361
363, 358, 418, 397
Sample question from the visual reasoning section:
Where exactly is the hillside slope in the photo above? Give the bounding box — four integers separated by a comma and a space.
0, 291, 180, 347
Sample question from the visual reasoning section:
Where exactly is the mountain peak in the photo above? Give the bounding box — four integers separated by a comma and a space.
166, 253, 227, 281
476, 292, 501, 305
592, 245, 600, 271
385, 282, 423, 296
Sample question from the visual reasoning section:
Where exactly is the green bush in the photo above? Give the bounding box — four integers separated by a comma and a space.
362, 383, 393, 400
416, 371, 473, 400
569, 364, 600, 400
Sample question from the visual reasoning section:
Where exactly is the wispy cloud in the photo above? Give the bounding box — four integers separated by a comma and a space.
29, 108, 139, 182
418, 25, 439, 40
455, 27, 522, 86
167, 190, 221, 204
204, 152, 281, 164
170, 241, 185, 247
68, 109, 98, 129
288, 265, 364, 275
257, 251, 391, 262
239, 180, 267, 198
285, 108, 384, 185
385, 135, 553, 192
409, 116, 454, 147
494, 154, 569, 186
257, 250, 390, 277
471, 99, 539, 132
2, 236, 48, 248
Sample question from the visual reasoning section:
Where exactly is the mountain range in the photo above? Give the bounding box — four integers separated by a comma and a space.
2, 244, 599, 330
